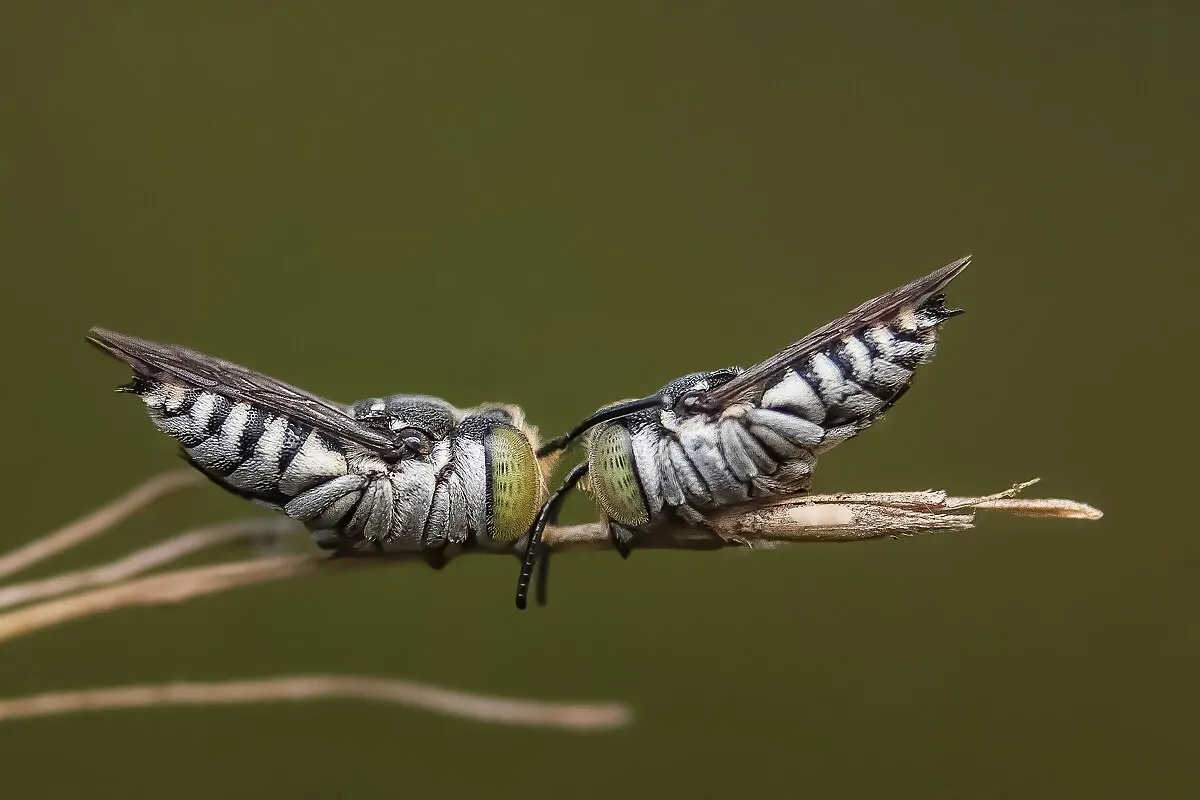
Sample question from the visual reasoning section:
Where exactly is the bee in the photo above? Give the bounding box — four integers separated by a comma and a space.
87, 329, 546, 565
517, 255, 972, 608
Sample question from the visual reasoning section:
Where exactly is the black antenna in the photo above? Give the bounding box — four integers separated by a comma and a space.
516, 462, 590, 610
535, 396, 662, 458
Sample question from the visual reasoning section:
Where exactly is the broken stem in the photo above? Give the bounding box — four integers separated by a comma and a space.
542, 478, 1101, 549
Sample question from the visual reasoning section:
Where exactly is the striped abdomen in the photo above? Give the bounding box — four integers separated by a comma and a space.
129, 378, 539, 551
757, 297, 956, 433
132, 378, 357, 526
587, 296, 959, 527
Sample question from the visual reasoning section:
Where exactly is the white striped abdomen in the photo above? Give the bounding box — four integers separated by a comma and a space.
133, 381, 496, 549
588, 304, 954, 529
761, 313, 941, 429
141, 381, 349, 504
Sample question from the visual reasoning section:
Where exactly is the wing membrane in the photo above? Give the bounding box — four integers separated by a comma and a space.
87, 327, 399, 454
696, 255, 972, 410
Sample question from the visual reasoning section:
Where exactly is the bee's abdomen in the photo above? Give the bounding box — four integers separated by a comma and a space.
134, 379, 349, 506
759, 296, 958, 435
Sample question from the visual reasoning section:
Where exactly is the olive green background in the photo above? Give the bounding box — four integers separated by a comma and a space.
0, 3, 1194, 798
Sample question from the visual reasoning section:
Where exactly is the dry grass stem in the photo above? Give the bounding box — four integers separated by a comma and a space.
543, 478, 1102, 548
0, 474, 1104, 650
0, 469, 203, 580
0, 470, 1100, 730
0, 556, 315, 646
0, 675, 632, 731
0, 518, 299, 611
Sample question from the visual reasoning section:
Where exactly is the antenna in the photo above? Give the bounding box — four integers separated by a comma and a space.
515, 462, 590, 609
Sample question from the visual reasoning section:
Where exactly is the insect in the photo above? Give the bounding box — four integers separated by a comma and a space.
517, 255, 972, 608
87, 329, 546, 565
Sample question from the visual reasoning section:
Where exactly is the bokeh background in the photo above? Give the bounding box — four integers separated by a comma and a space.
1, 3, 1194, 798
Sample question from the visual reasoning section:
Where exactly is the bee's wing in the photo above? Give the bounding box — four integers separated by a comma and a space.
87, 327, 399, 455
696, 255, 972, 410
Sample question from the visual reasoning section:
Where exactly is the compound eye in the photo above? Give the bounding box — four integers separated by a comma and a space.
484, 425, 543, 543
587, 423, 650, 528
394, 427, 432, 456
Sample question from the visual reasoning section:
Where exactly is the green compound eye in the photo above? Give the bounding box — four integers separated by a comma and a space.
485, 424, 544, 543
587, 422, 650, 527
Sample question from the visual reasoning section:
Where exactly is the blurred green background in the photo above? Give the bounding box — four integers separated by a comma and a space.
0, 2, 1194, 798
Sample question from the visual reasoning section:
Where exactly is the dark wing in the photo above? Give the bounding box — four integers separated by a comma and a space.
696, 255, 972, 410
87, 327, 400, 454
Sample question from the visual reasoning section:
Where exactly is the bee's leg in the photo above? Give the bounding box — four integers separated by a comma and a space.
312, 529, 343, 550
674, 504, 752, 549
319, 534, 375, 560
418, 464, 460, 571
609, 521, 637, 559
421, 541, 449, 570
